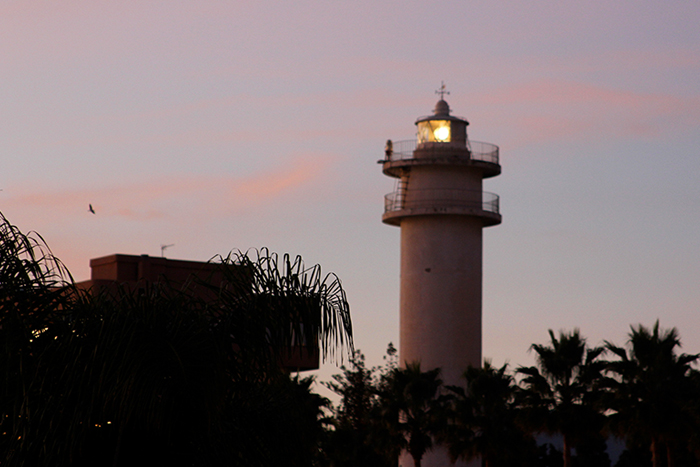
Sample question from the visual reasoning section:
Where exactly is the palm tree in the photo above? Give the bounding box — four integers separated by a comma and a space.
0, 212, 78, 464
605, 321, 699, 467
517, 329, 606, 467
445, 361, 533, 467
205, 248, 353, 368
236, 373, 331, 467
377, 362, 446, 467
687, 370, 700, 464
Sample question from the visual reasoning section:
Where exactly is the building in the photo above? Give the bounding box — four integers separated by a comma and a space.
380, 92, 501, 466
76, 253, 320, 371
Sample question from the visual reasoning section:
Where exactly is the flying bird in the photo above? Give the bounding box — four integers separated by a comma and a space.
88, 204, 95, 214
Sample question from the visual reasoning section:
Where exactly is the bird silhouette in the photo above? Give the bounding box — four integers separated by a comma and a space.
88, 204, 95, 214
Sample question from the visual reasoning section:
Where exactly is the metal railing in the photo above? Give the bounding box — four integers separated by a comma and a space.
384, 189, 500, 214
384, 139, 499, 165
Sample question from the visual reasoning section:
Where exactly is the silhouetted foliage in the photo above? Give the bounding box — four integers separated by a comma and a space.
444, 361, 536, 467
573, 433, 611, 467
605, 322, 700, 467
518, 329, 607, 467
535, 444, 564, 467
376, 362, 447, 467
0, 213, 352, 467
323, 349, 395, 467
614, 445, 653, 467
5, 212, 700, 467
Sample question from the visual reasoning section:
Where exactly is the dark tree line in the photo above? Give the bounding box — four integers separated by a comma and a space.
325, 327, 700, 467
0, 213, 351, 466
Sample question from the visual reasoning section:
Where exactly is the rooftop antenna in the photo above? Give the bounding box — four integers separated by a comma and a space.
160, 244, 174, 257
435, 81, 450, 100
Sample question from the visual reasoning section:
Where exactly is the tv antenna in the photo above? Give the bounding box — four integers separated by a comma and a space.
160, 244, 174, 257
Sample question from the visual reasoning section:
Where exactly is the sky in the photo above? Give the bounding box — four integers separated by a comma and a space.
2, 1, 700, 393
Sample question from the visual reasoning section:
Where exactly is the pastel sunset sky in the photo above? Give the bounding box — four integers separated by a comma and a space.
2, 1, 700, 388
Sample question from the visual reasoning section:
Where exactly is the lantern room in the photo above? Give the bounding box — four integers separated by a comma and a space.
415, 98, 469, 146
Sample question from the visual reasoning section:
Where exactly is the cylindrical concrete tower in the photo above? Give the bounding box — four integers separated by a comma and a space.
380, 96, 501, 387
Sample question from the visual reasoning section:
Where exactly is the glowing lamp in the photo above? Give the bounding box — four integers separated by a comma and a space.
433, 124, 450, 142
417, 119, 451, 143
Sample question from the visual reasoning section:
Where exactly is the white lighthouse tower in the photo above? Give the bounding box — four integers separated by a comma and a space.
380, 86, 500, 466
381, 86, 501, 387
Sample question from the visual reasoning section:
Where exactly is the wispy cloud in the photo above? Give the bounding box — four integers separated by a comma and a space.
3, 153, 335, 221
473, 80, 700, 148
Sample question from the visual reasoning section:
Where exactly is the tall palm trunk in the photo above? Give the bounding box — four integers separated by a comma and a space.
563, 434, 572, 467
650, 437, 661, 467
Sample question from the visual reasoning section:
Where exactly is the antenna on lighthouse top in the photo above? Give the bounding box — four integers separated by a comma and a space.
435, 81, 450, 100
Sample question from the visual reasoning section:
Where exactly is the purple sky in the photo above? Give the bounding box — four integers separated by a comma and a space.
2, 1, 700, 389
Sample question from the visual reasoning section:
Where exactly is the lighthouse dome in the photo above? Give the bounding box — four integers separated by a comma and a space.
434, 99, 450, 116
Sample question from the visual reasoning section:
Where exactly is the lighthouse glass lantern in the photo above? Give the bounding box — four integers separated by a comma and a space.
415, 98, 468, 147
417, 119, 451, 143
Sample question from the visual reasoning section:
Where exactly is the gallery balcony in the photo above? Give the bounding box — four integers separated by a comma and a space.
380, 139, 501, 178
382, 189, 501, 227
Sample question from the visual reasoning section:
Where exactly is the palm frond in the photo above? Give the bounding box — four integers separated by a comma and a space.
206, 248, 353, 364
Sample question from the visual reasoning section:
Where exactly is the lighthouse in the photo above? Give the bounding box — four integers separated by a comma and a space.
380, 86, 501, 388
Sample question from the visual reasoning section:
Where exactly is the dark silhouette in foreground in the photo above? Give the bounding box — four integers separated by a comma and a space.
0, 212, 352, 467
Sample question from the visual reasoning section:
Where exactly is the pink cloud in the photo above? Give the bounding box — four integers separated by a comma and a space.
472, 79, 700, 148
3, 153, 336, 221
0, 151, 339, 280
233, 156, 328, 199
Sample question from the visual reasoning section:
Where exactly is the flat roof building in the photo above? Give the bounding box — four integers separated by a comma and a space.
76, 253, 320, 371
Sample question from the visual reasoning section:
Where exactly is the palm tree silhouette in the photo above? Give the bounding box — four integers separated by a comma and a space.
517, 329, 606, 467
445, 361, 532, 467
605, 322, 699, 467
377, 362, 446, 467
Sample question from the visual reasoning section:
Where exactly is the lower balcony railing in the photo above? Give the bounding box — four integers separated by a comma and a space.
384, 189, 500, 215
